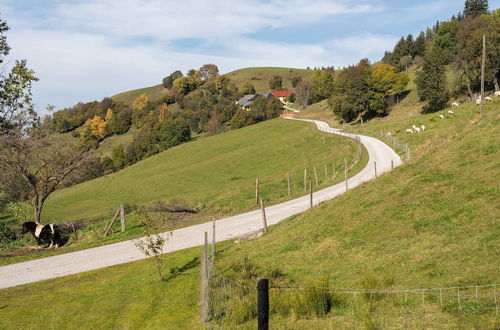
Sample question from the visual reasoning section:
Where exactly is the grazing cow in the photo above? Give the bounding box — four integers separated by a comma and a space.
439, 115, 445, 119
406, 128, 413, 134
22, 222, 61, 248
485, 96, 493, 101
452, 102, 459, 107
448, 110, 454, 115
421, 125, 426, 131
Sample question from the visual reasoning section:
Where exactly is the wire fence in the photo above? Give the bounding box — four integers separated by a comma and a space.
204, 267, 499, 329
344, 127, 411, 160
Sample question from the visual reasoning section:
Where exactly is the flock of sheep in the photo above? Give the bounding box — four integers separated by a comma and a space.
404, 92, 499, 134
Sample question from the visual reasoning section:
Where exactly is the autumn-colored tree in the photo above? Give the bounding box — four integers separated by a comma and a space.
132, 93, 151, 128
296, 80, 312, 109
206, 111, 223, 136
311, 70, 334, 103
158, 104, 170, 123
239, 82, 256, 95
172, 76, 197, 95
199, 64, 219, 80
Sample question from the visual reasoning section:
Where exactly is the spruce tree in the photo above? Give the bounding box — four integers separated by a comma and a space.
416, 48, 449, 113
464, 0, 488, 17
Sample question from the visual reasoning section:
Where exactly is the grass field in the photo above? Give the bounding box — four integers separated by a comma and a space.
224, 67, 314, 93
1, 100, 497, 329
111, 84, 171, 107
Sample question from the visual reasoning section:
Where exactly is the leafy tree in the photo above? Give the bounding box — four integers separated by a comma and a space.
230, 109, 255, 129
264, 97, 283, 119
0, 130, 90, 223
291, 76, 302, 88
162, 70, 183, 89
251, 96, 267, 122
157, 119, 191, 150
101, 156, 114, 174
199, 64, 219, 81
111, 145, 127, 170
238, 82, 256, 95
311, 70, 334, 103
0, 18, 38, 134
416, 48, 449, 113
296, 80, 312, 108
206, 111, 223, 136
269, 75, 283, 90
434, 20, 459, 63
132, 93, 151, 128
369, 63, 409, 116
464, 0, 489, 17
173, 76, 198, 95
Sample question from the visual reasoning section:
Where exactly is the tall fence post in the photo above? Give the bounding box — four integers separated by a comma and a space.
199, 232, 208, 323
344, 158, 348, 191
255, 178, 260, 205
309, 181, 313, 209
313, 167, 319, 186
212, 218, 216, 265
303, 168, 307, 191
257, 278, 269, 330
287, 173, 291, 196
260, 198, 268, 234
120, 204, 125, 232
324, 164, 328, 182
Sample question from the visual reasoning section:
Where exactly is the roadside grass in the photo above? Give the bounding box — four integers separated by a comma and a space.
224, 67, 313, 93
0, 99, 497, 329
0, 119, 366, 265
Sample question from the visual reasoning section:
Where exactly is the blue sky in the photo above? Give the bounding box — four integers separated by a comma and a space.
0, 0, 498, 111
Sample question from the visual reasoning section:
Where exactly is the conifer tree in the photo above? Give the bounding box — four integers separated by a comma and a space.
416, 48, 449, 113
464, 0, 488, 17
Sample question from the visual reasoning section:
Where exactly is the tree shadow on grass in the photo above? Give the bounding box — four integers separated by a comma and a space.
166, 256, 200, 280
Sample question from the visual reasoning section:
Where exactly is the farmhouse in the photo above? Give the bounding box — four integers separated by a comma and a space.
271, 90, 295, 104
237, 92, 274, 109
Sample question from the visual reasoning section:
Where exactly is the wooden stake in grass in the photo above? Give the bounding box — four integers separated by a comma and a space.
255, 178, 260, 205
313, 167, 318, 186
309, 181, 313, 209
324, 164, 328, 182
374, 161, 377, 178
287, 173, 291, 196
344, 158, 348, 191
104, 208, 120, 237
72, 223, 78, 241
304, 168, 307, 191
260, 198, 268, 234
199, 233, 208, 323
391, 160, 394, 170
211, 218, 216, 265
480, 34, 485, 119
120, 204, 125, 232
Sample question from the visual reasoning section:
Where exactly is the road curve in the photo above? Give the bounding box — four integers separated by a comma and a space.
0, 119, 401, 289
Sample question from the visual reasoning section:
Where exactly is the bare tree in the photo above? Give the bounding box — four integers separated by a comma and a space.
296, 80, 312, 109
0, 130, 89, 223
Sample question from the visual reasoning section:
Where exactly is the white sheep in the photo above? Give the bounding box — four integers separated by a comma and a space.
439, 115, 445, 119
406, 128, 413, 134
421, 125, 426, 131
476, 99, 481, 105
412, 124, 418, 131
415, 127, 421, 133
495, 91, 500, 97
452, 102, 459, 107
448, 110, 454, 115
485, 96, 493, 101
386, 132, 392, 137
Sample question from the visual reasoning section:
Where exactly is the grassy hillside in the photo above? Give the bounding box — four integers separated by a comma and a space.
111, 84, 171, 107
1, 100, 497, 328
225, 67, 313, 93
111, 67, 314, 107
42, 119, 362, 222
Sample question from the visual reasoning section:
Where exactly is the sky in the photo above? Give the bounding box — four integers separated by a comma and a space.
0, 0, 499, 111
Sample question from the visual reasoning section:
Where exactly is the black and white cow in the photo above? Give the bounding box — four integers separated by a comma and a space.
21, 222, 61, 248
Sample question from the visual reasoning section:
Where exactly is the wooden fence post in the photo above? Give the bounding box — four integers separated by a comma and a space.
374, 161, 377, 178
324, 164, 328, 182
313, 167, 319, 186
257, 278, 269, 330
344, 158, 348, 191
260, 198, 268, 233
303, 168, 307, 191
255, 178, 260, 205
309, 181, 313, 209
72, 223, 78, 241
104, 209, 121, 237
120, 204, 125, 232
199, 234, 208, 323
391, 160, 394, 170
212, 218, 216, 265
287, 173, 291, 196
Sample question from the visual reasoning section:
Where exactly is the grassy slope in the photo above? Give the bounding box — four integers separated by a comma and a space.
111, 67, 314, 107
224, 67, 313, 93
1, 101, 497, 329
42, 119, 360, 222
95, 127, 137, 157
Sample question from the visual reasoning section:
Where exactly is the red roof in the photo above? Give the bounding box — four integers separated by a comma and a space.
271, 90, 294, 97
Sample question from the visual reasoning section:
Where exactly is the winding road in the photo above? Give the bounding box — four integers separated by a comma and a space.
0, 119, 401, 289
